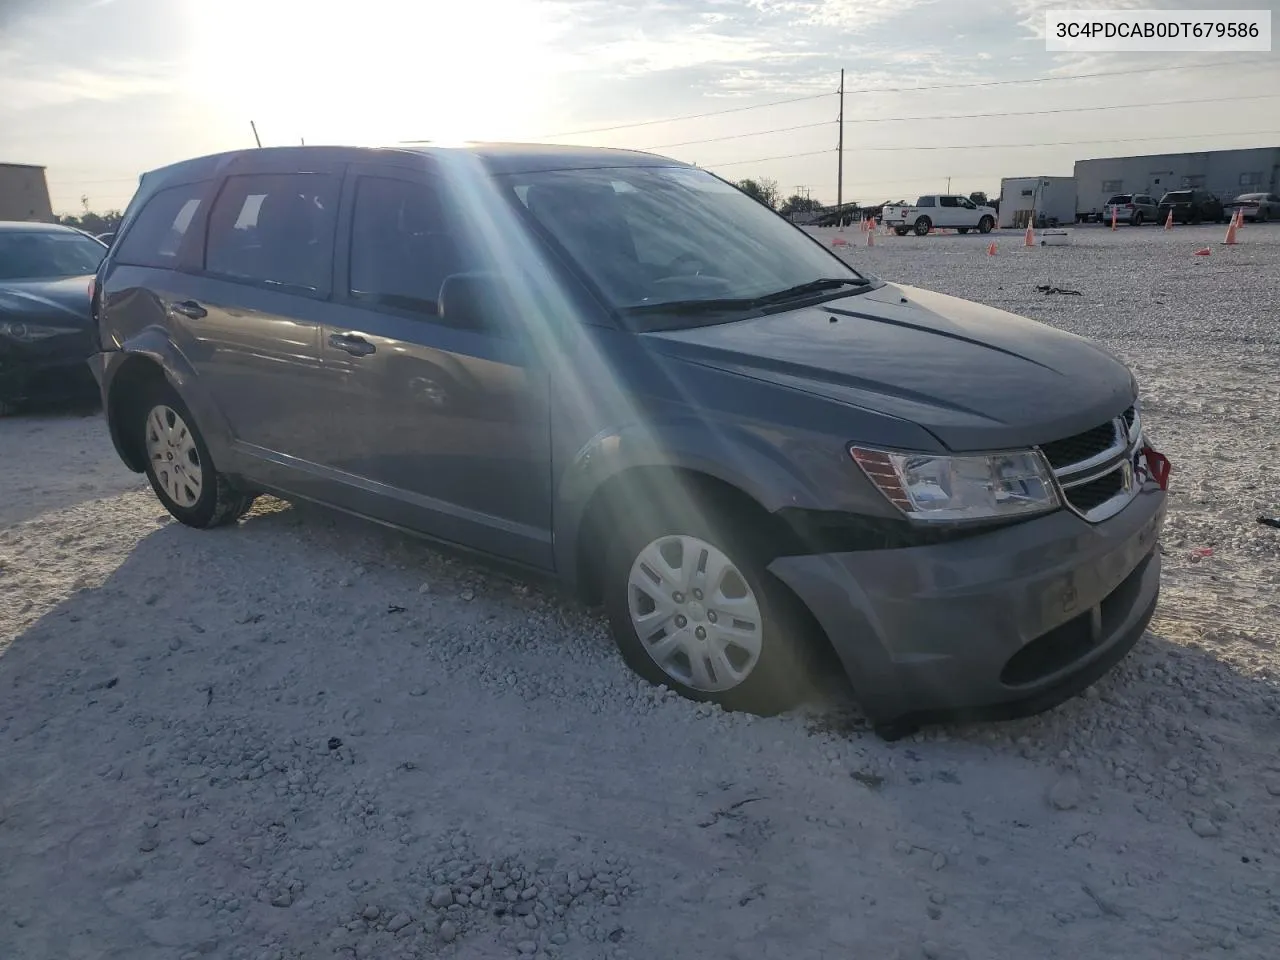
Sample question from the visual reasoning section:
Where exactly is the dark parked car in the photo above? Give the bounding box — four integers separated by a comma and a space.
1157, 190, 1226, 225
90, 145, 1169, 739
1226, 191, 1280, 223
0, 221, 106, 414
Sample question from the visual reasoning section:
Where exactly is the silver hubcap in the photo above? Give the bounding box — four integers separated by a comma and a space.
145, 404, 203, 508
626, 535, 763, 692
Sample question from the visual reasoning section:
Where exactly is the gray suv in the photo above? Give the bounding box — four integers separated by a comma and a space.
90, 145, 1169, 739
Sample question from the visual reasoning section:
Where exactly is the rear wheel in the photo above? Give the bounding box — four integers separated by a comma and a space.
1131, 212, 1144, 226
1258, 208, 1269, 223
894, 226, 910, 237
913, 216, 932, 237
602, 501, 820, 716
140, 381, 254, 528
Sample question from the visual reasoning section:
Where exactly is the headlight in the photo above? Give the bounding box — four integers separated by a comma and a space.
850, 446, 1060, 523
0, 320, 82, 342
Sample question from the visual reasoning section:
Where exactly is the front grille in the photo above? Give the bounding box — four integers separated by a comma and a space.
1040, 422, 1120, 470
1040, 405, 1141, 524
1063, 469, 1124, 513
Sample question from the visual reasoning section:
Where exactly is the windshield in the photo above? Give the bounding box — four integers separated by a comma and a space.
496, 165, 864, 323
1107, 195, 1132, 204
0, 230, 105, 281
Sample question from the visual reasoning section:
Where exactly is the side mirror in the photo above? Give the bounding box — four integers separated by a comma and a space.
437, 272, 517, 335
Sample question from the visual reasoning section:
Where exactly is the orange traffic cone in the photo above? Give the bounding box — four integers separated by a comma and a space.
1111, 206, 1118, 231
1222, 214, 1238, 246
866, 225, 875, 247
1164, 210, 1173, 230
1024, 220, 1035, 247
987, 241, 997, 256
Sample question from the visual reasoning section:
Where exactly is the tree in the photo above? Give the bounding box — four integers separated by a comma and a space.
735, 177, 780, 210
779, 193, 824, 217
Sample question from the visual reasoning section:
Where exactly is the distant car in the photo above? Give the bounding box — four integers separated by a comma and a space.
1157, 190, 1226, 225
1103, 194, 1158, 226
0, 221, 106, 415
1226, 192, 1279, 223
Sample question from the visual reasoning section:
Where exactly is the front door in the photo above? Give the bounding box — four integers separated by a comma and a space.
319, 164, 553, 569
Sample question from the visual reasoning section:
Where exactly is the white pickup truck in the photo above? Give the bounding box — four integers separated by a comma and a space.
881, 194, 998, 236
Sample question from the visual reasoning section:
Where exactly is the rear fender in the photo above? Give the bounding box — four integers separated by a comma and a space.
104, 327, 233, 471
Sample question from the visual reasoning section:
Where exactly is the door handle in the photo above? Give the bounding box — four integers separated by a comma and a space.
169, 299, 207, 320
328, 332, 376, 356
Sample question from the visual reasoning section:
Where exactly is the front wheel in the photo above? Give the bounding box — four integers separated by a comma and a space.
602, 507, 820, 715
978, 216, 994, 234
913, 216, 932, 236
140, 381, 254, 528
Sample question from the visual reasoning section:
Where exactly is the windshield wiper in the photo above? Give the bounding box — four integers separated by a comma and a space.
748, 277, 870, 306
622, 278, 870, 316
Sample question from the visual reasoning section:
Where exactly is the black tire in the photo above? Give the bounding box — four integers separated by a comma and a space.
894, 226, 910, 237
957, 228, 969, 235
602, 499, 821, 716
913, 216, 931, 237
139, 380, 253, 529
1258, 209, 1269, 223
1131, 212, 1143, 226
978, 216, 994, 234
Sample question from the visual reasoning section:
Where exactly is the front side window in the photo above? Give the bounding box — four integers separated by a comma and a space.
205, 173, 339, 292
0, 230, 105, 280
115, 182, 205, 268
348, 176, 478, 315
495, 165, 864, 326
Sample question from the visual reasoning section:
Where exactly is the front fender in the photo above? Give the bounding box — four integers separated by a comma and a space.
552, 414, 830, 583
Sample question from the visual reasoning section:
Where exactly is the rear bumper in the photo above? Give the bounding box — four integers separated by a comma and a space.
767, 487, 1166, 726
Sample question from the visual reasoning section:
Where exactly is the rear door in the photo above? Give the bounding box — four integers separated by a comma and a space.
317, 162, 553, 568
936, 195, 963, 227
174, 164, 348, 480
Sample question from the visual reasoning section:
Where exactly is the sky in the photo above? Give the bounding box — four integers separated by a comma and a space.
1, 0, 1277, 214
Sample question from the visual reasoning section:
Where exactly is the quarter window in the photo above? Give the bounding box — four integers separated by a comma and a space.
204, 173, 338, 292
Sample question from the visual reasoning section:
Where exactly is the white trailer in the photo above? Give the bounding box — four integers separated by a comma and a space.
998, 176, 1076, 229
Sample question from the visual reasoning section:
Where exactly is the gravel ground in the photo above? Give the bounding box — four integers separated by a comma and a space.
2, 223, 1279, 960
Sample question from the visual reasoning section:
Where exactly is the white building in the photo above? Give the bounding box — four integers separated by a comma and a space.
997, 176, 1076, 229
1074, 147, 1280, 220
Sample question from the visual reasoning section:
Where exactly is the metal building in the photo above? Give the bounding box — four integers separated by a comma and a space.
1073, 147, 1280, 221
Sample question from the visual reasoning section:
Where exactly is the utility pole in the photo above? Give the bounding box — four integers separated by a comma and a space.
837, 69, 845, 222
946, 176, 952, 194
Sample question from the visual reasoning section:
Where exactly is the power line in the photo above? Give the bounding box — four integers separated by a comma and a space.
532, 57, 1274, 140
640, 92, 1280, 151
694, 129, 1280, 172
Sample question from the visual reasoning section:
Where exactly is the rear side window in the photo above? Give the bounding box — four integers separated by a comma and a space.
348, 176, 476, 314
205, 173, 339, 293
939, 196, 958, 208
113, 183, 205, 268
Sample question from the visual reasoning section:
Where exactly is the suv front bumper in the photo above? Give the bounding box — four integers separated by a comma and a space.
767, 487, 1166, 728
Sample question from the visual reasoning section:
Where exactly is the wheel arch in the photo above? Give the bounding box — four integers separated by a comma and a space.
104, 328, 230, 473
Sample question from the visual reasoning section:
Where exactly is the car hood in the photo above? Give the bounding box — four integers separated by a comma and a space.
642, 282, 1136, 452
0, 275, 94, 324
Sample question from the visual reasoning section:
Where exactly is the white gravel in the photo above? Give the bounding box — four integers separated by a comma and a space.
2, 223, 1279, 960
